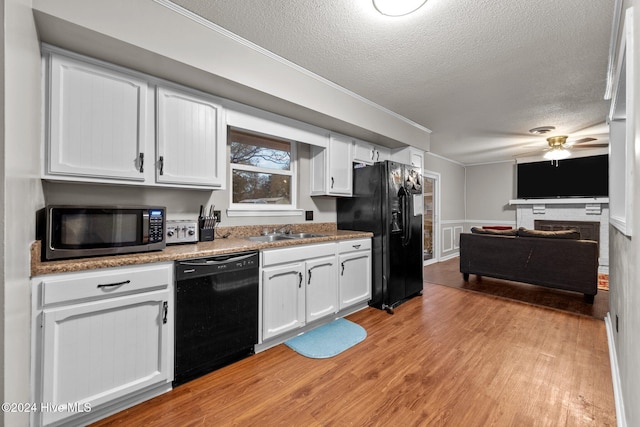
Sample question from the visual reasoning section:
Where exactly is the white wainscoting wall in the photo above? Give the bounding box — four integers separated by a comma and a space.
440, 220, 466, 261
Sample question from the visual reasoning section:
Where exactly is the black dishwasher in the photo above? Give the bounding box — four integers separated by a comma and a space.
174, 251, 259, 386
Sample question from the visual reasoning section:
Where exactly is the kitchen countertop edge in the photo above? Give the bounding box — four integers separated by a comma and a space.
31, 230, 373, 276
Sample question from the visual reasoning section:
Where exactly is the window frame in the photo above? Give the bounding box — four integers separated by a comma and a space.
227, 127, 300, 216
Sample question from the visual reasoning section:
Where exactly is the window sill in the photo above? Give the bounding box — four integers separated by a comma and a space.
227, 209, 304, 218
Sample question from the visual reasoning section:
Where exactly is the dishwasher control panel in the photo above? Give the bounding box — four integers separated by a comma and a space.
166, 220, 198, 244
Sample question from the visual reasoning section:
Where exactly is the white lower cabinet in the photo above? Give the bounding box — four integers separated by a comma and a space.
338, 239, 372, 309
262, 262, 306, 340
260, 239, 370, 342
261, 243, 338, 341
31, 263, 174, 427
305, 255, 339, 322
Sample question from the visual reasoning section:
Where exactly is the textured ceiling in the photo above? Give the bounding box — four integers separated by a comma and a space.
170, 0, 614, 164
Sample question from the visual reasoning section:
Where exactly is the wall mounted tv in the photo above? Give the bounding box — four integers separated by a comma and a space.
516, 154, 609, 199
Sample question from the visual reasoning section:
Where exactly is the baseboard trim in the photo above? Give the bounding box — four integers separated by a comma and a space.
605, 312, 626, 427
439, 252, 459, 262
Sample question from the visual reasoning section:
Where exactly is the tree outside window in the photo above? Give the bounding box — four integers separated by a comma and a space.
229, 129, 295, 208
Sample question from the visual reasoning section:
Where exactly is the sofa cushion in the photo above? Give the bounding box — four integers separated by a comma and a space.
517, 227, 581, 239
470, 226, 518, 236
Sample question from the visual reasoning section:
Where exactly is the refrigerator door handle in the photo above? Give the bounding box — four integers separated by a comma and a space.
404, 192, 413, 246
401, 189, 412, 246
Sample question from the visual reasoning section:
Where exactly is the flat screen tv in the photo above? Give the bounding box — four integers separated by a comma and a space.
516, 154, 608, 199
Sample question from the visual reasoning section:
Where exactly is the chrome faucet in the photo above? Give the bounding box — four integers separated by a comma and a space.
276, 224, 292, 235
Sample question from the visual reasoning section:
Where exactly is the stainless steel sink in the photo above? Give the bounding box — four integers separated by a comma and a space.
246, 232, 328, 242
246, 234, 295, 243
286, 233, 328, 239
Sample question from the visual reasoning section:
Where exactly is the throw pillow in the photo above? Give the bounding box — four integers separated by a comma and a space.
517, 227, 581, 239
470, 226, 518, 236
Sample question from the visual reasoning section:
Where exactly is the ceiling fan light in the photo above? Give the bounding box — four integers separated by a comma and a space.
543, 147, 571, 161
373, 0, 428, 16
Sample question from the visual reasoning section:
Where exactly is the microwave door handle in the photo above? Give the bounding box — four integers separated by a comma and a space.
142, 211, 149, 244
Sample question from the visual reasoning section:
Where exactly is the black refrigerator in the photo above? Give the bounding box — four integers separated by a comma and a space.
337, 160, 424, 312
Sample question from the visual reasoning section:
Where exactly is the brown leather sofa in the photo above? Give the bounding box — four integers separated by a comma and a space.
459, 228, 599, 303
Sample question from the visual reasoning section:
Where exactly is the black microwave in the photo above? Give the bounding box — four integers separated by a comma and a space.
40, 205, 166, 260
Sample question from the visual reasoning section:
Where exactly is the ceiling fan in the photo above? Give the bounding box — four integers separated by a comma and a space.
542, 135, 608, 161
515, 130, 609, 162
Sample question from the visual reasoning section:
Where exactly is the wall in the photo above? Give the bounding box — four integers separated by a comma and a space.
424, 153, 466, 260
2, 0, 45, 425
608, 2, 640, 425
465, 161, 517, 227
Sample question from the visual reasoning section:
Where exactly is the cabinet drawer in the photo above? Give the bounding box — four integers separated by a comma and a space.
38, 262, 173, 307
338, 238, 371, 253
262, 243, 335, 266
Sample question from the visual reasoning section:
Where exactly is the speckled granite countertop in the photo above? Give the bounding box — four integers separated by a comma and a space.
31, 225, 372, 276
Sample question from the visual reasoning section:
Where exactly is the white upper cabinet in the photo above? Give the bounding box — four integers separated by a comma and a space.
375, 145, 391, 163
46, 54, 148, 181
329, 134, 353, 194
353, 139, 391, 165
43, 49, 227, 189
156, 86, 226, 188
392, 146, 424, 170
310, 133, 353, 196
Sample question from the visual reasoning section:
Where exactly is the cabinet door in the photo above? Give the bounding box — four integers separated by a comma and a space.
409, 151, 423, 175
353, 139, 375, 165
47, 54, 148, 181
306, 256, 338, 322
392, 146, 423, 171
339, 251, 372, 309
374, 145, 391, 163
262, 263, 305, 340
156, 86, 226, 188
40, 290, 170, 426
328, 134, 353, 195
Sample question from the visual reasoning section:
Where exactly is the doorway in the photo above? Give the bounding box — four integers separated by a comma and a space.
423, 171, 440, 266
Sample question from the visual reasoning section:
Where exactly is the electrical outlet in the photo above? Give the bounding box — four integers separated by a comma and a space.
213, 210, 221, 223
305, 210, 314, 221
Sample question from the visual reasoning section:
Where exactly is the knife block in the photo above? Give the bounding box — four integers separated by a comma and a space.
199, 227, 214, 242
198, 217, 215, 242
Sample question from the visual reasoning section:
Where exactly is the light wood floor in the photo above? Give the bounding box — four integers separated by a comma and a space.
93, 269, 616, 426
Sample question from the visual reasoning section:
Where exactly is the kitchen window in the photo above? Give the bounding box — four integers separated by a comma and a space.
228, 128, 298, 214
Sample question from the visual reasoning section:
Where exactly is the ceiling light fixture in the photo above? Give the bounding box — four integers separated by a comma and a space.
373, 0, 428, 16
543, 146, 571, 161
543, 135, 571, 163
